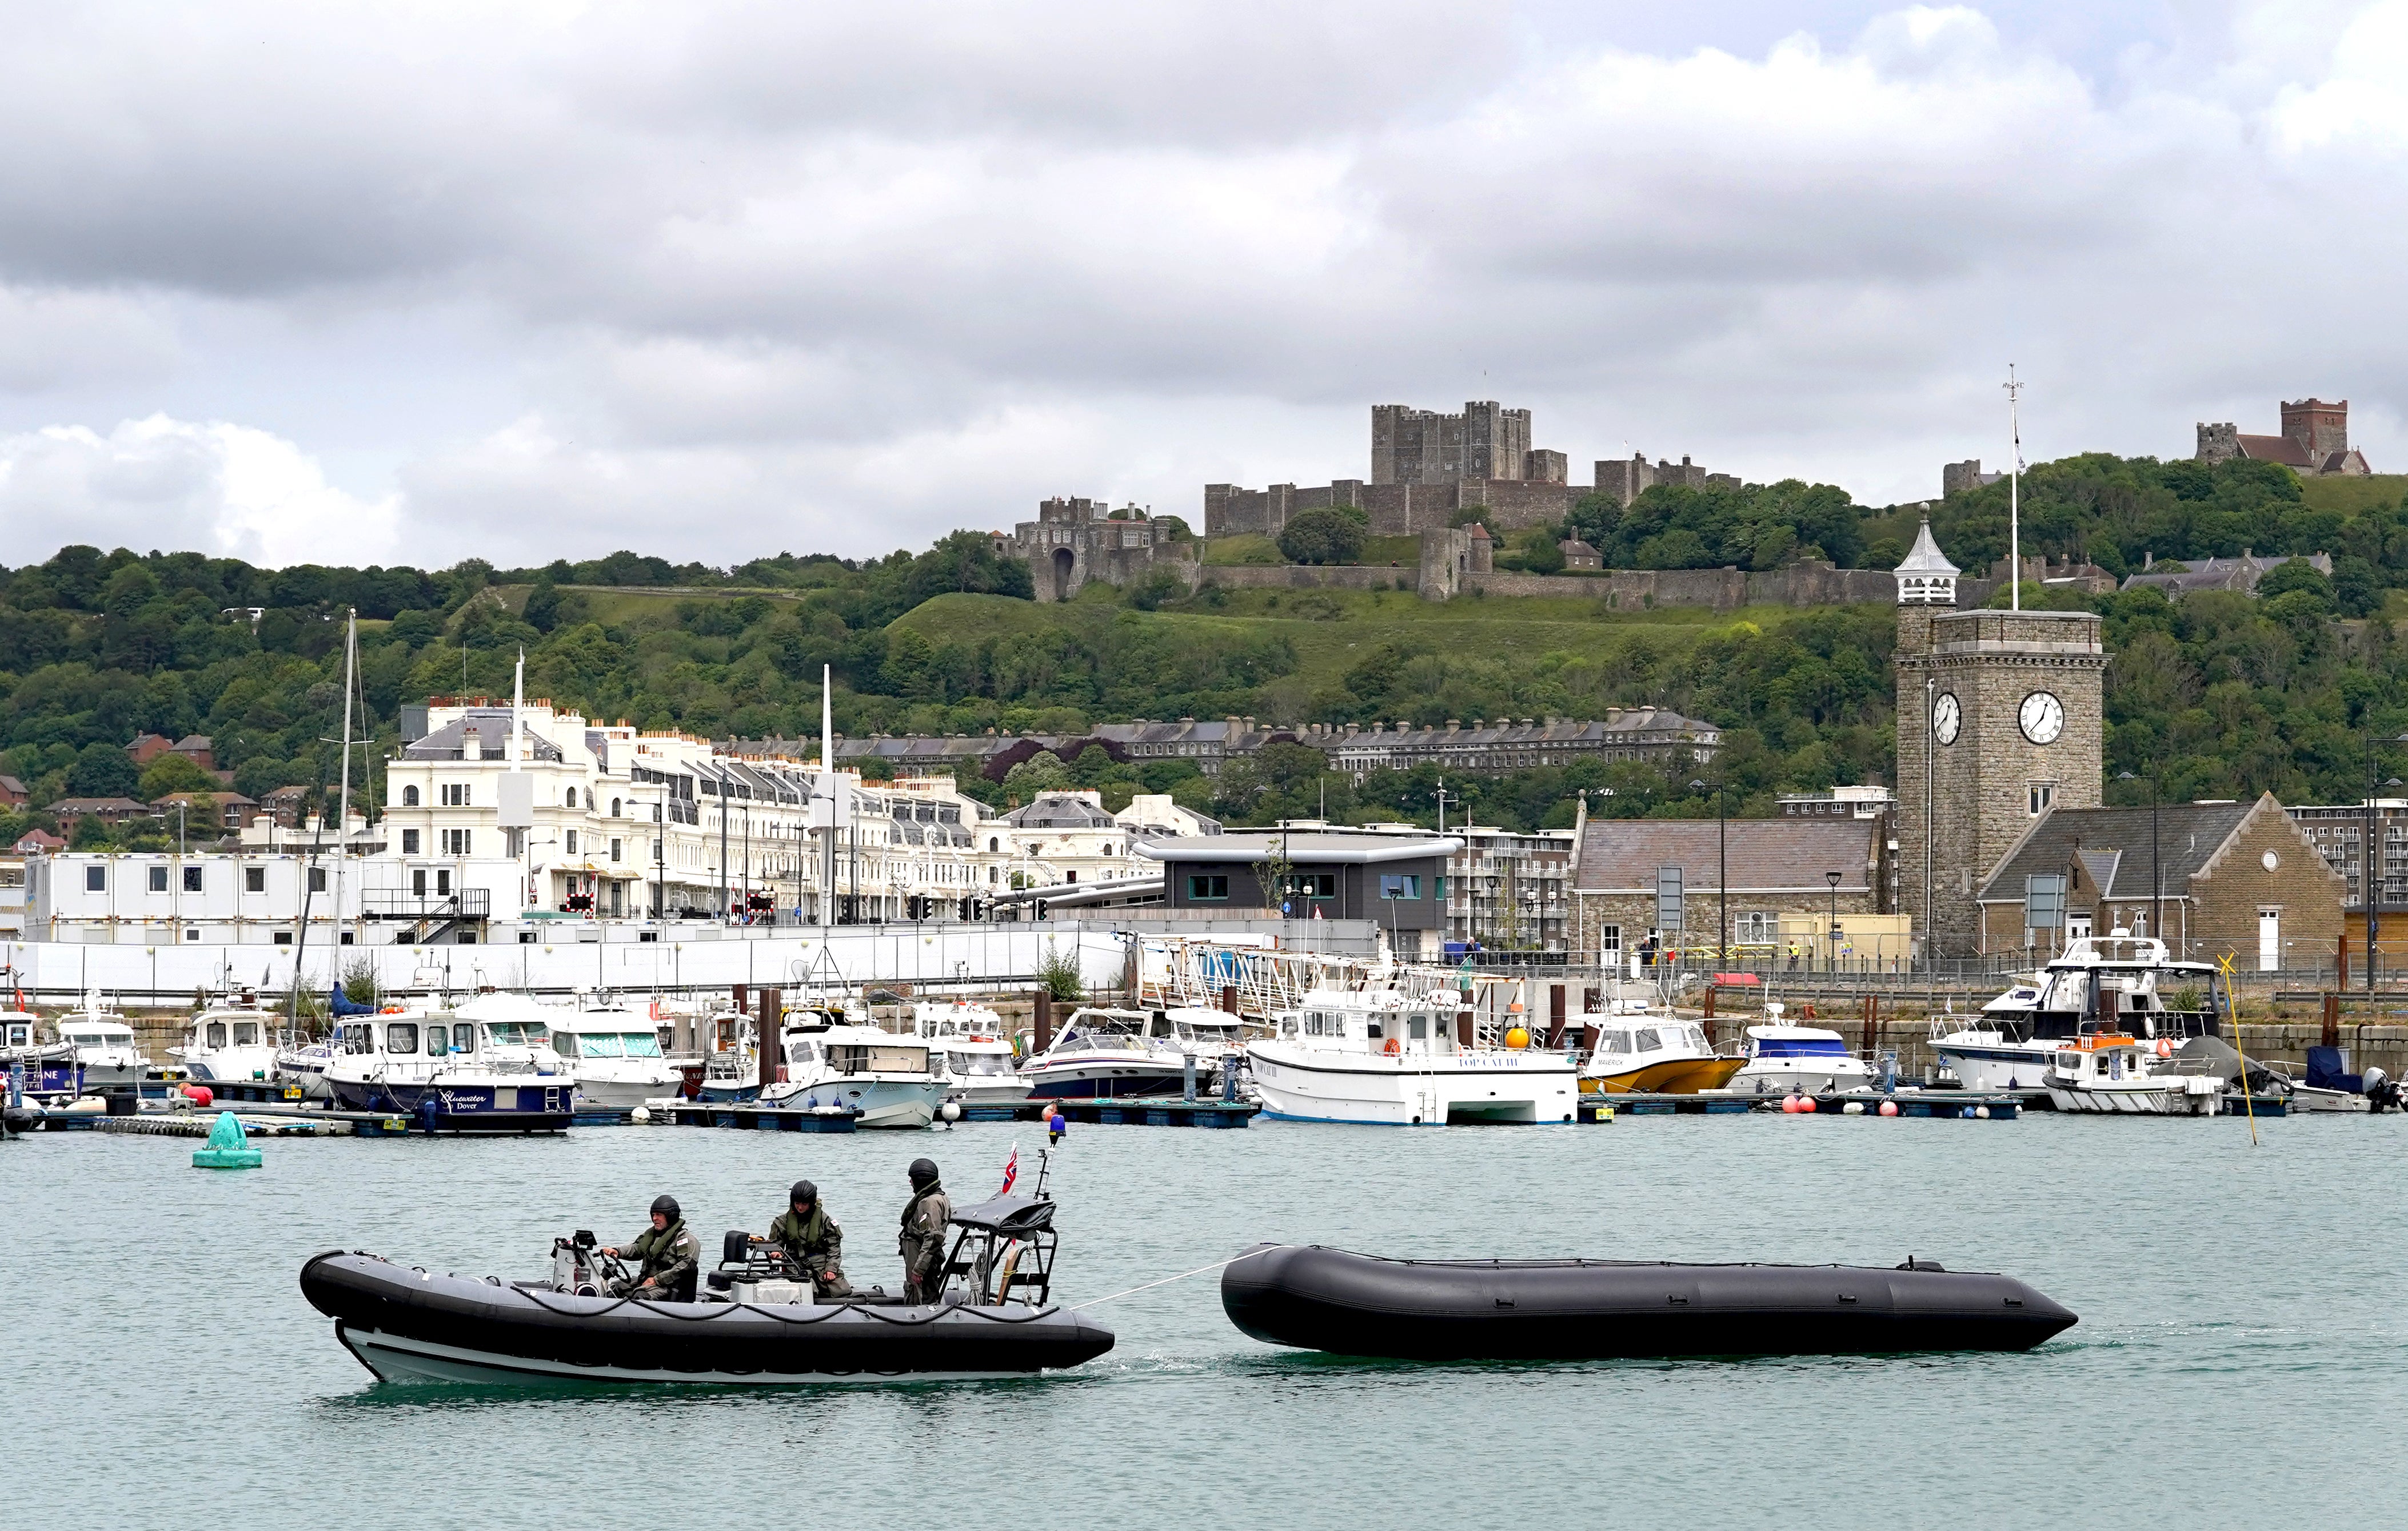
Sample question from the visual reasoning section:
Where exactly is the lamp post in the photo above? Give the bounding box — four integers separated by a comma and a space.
1826, 870, 1843, 975
2116, 771, 2162, 945
1690, 778, 1726, 968
2365, 733, 2408, 992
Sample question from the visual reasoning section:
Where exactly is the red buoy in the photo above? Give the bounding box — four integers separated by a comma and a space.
1798, 1096, 1817, 1114
183, 1085, 214, 1107
1878, 1099, 1899, 1117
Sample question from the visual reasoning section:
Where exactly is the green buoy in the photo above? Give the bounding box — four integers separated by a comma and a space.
192, 1110, 263, 1170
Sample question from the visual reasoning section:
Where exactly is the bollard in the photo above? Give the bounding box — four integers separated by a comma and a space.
1222, 1058, 1239, 1102
1183, 1052, 1196, 1102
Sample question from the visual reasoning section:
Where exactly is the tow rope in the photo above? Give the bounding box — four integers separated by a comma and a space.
1068, 1246, 1284, 1311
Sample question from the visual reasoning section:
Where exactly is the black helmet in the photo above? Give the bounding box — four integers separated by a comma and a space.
908, 1158, 939, 1190
650, 1194, 680, 1222
789, 1179, 817, 1207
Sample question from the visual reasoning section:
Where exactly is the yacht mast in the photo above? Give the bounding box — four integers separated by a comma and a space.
334, 609, 357, 950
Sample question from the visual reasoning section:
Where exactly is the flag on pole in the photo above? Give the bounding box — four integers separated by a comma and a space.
997, 1143, 1020, 1195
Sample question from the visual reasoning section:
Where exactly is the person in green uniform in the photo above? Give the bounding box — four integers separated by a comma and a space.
897, 1158, 951, 1303
755, 1178, 852, 1297
602, 1194, 700, 1300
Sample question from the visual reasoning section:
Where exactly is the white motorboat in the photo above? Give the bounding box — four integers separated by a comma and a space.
913, 1000, 1032, 1110
1247, 984, 1578, 1126
761, 1020, 947, 1128
1578, 1014, 1744, 1096
1019, 1007, 1190, 1100
171, 994, 282, 1085
1, 1004, 82, 1099
2041, 1034, 2223, 1115
324, 991, 575, 1131
54, 997, 147, 1093
550, 998, 677, 1110
275, 1038, 337, 1100
1727, 1008, 1877, 1097
1931, 934, 2227, 1093
1145, 1005, 1250, 1090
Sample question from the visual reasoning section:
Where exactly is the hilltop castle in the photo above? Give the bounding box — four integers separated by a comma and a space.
2197, 398, 2372, 476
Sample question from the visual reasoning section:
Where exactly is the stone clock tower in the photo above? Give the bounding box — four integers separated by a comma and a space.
1894, 520, 2108, 955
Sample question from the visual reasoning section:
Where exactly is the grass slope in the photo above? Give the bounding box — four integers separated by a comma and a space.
895, 587, 1862, 696
2298, 474, 2408, 518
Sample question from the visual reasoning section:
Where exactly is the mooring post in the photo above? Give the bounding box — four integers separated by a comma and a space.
1546, 984, 1566, 1050
2323, 992, 2341, 1050
1034, 990, 1053, 1055
757, 987, 781, 1090
1862, 994, 1877, 1057
1221, 984, 1239, 1016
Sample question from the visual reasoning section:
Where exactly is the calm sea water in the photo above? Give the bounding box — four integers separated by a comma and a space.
7, 1109, 2398, 1529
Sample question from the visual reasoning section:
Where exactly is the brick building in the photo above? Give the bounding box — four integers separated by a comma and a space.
1571, 816, 1891, 966
1974, 795, 2343, 970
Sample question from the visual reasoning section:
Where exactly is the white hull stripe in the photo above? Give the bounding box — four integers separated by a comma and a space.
339, 1326, 1032, 1386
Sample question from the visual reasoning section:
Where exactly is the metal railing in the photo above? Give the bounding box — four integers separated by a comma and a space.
361, 890, 492, 920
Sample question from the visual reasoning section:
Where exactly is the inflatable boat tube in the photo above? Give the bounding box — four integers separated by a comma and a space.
302, 1251, 1115, 1385
1221, 1245, 2075, 1360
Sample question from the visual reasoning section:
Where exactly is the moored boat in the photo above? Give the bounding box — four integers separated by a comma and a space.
1932, 934, 2225, 1093
1246, 984, 1577, 1126
1727, 1008, 1876, 1097
913, 1000, 1032, 1110
761, 1019, 947, 1128
550, 998, 677, 1110
323, 991, 574, 1132
1578, 1015, 1743, 1095
1019, 1007, 1191, 1100
170, 992, 281, 1085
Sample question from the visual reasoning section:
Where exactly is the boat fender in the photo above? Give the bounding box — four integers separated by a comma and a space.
1974, 1106, 1991, 1119
1878, 1100, 1899, 1117
1798, 1096, 1816, 1113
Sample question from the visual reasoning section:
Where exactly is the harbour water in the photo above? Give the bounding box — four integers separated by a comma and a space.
9, 1112, 2398, 1529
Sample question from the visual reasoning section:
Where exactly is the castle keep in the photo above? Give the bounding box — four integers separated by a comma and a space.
1207, 400, 1722, 539
2196, 397, 2371, 476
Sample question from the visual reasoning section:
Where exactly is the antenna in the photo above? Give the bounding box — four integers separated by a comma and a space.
2004, 365, 2023, 612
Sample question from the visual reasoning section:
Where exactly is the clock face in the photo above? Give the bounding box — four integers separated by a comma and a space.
2019, 690, 2065, 745
1931, 692, 1960, 745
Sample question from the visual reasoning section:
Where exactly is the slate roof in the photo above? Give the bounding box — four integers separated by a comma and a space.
1574, 818, 1879, 895
400, 710, 565, 762
1004, 792, 1117, 830
1975, 801, 2257, 902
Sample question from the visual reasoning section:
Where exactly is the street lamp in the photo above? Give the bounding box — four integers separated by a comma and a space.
1690, 778, 1726, 968
1825, 870, 1843, 974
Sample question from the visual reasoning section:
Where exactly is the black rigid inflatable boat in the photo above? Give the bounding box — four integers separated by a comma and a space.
1221, 1244, 2076, 1361
303, 1191, 1113, 1385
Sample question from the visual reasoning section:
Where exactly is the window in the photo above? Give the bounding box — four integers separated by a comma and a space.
1380, 874, 1421, 900
243, 866, 265, 894
1599, 924, 1622, 954
184, 927, 201, 942
454, 1024, 474, 1053
1735, 912, 1775, 943
308, 867, 327, 892
402, 785, 420, 807
412, 869, 426, 896
565, 830, 578, 855
565, 788, 577, 806
610, 798, 621, 817
1288, 872, 1337, 900
273, 931, 292, 946
385, 1023, 418, 1054
1187, 874, 1229, 901
610, 838, 622, 863
441, 783, 470, 806
1435, 875, 1447, 899
2028, 783, 2055, 816
436, 870, 452, 895
442, 829, 472, 855
401, 829, 420, 855
149, 867, 169, 892
206, 1022, 229, 1048
85, 866, 106, 892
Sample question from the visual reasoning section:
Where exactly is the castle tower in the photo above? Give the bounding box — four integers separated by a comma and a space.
1892, 519, 2107, 956
2281, 397, 2348, 462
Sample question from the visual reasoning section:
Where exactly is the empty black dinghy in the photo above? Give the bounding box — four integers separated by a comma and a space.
1221, 1245, 2075, 1361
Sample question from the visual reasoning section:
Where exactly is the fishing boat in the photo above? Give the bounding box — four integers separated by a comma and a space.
1019, 1007, 1191, 1100
1931, 934, 2225, 1093
323, 991, 575, 1132
2040, 1033, 2223, 1115
550, 997, 677, 1110
1247, 984, 1578, 1126
1577, 1014, 1743, 1095
0, 1005, 82, 1099
299, 1161, 1112, 1386
170, 991, 282, 1085
1726, 1006, 1876, 1097
913, 1000, 1032, 1110
760, 1018, 948, 1129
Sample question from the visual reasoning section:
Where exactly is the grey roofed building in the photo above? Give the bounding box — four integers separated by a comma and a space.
1975, 800, 2254, 907
400, 709, 565, 763
2119, 550, 2333, 597
1310, 708, 1720, 782
43, 795, 155, 825
1141, 830, 1458, 938
1574, 818, 1881, 897
1003, 792, 1118, 831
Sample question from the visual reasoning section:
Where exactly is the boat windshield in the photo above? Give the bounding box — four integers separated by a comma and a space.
206, 1023, 229, 1048
952, 1051, 1016, 1077
1594, 1030, 1632, 1055
1759, 1036, 1848, 1058
484, 1022, 549, 1047
232, 1022, 260, 1047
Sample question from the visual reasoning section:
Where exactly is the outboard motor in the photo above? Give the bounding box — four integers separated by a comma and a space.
2366, 1066, 2398, 1114
552, 1229, 609, 1297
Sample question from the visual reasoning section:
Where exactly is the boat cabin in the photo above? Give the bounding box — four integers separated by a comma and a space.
1586, 1020, 1711, 1066
1275, 994, 1460, 1057
1741, 1026, 1851, 1062
336, 1014, 556, 1060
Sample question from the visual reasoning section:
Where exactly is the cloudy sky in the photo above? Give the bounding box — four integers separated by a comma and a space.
1, 0, 2403, 570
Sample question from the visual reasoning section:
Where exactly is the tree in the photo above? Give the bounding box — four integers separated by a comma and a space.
68, 741, 139, 799
1002, 750, 1071, 800
138, 751, 217, 801
1278, 509, 1367, 566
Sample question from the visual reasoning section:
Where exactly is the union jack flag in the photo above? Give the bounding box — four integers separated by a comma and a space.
997, 1144, 1019, 1195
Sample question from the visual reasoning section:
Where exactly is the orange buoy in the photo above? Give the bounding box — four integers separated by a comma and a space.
1878, 1099, 1899, 1117
1798, 1095, 1818, 1113
1504, 1027, 1530, 1050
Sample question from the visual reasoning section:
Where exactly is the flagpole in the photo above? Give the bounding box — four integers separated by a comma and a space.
2005, 364, 2023, 612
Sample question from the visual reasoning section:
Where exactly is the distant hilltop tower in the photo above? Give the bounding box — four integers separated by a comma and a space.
2195, 397, 2370, 476
1892, 518, 2107, 957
